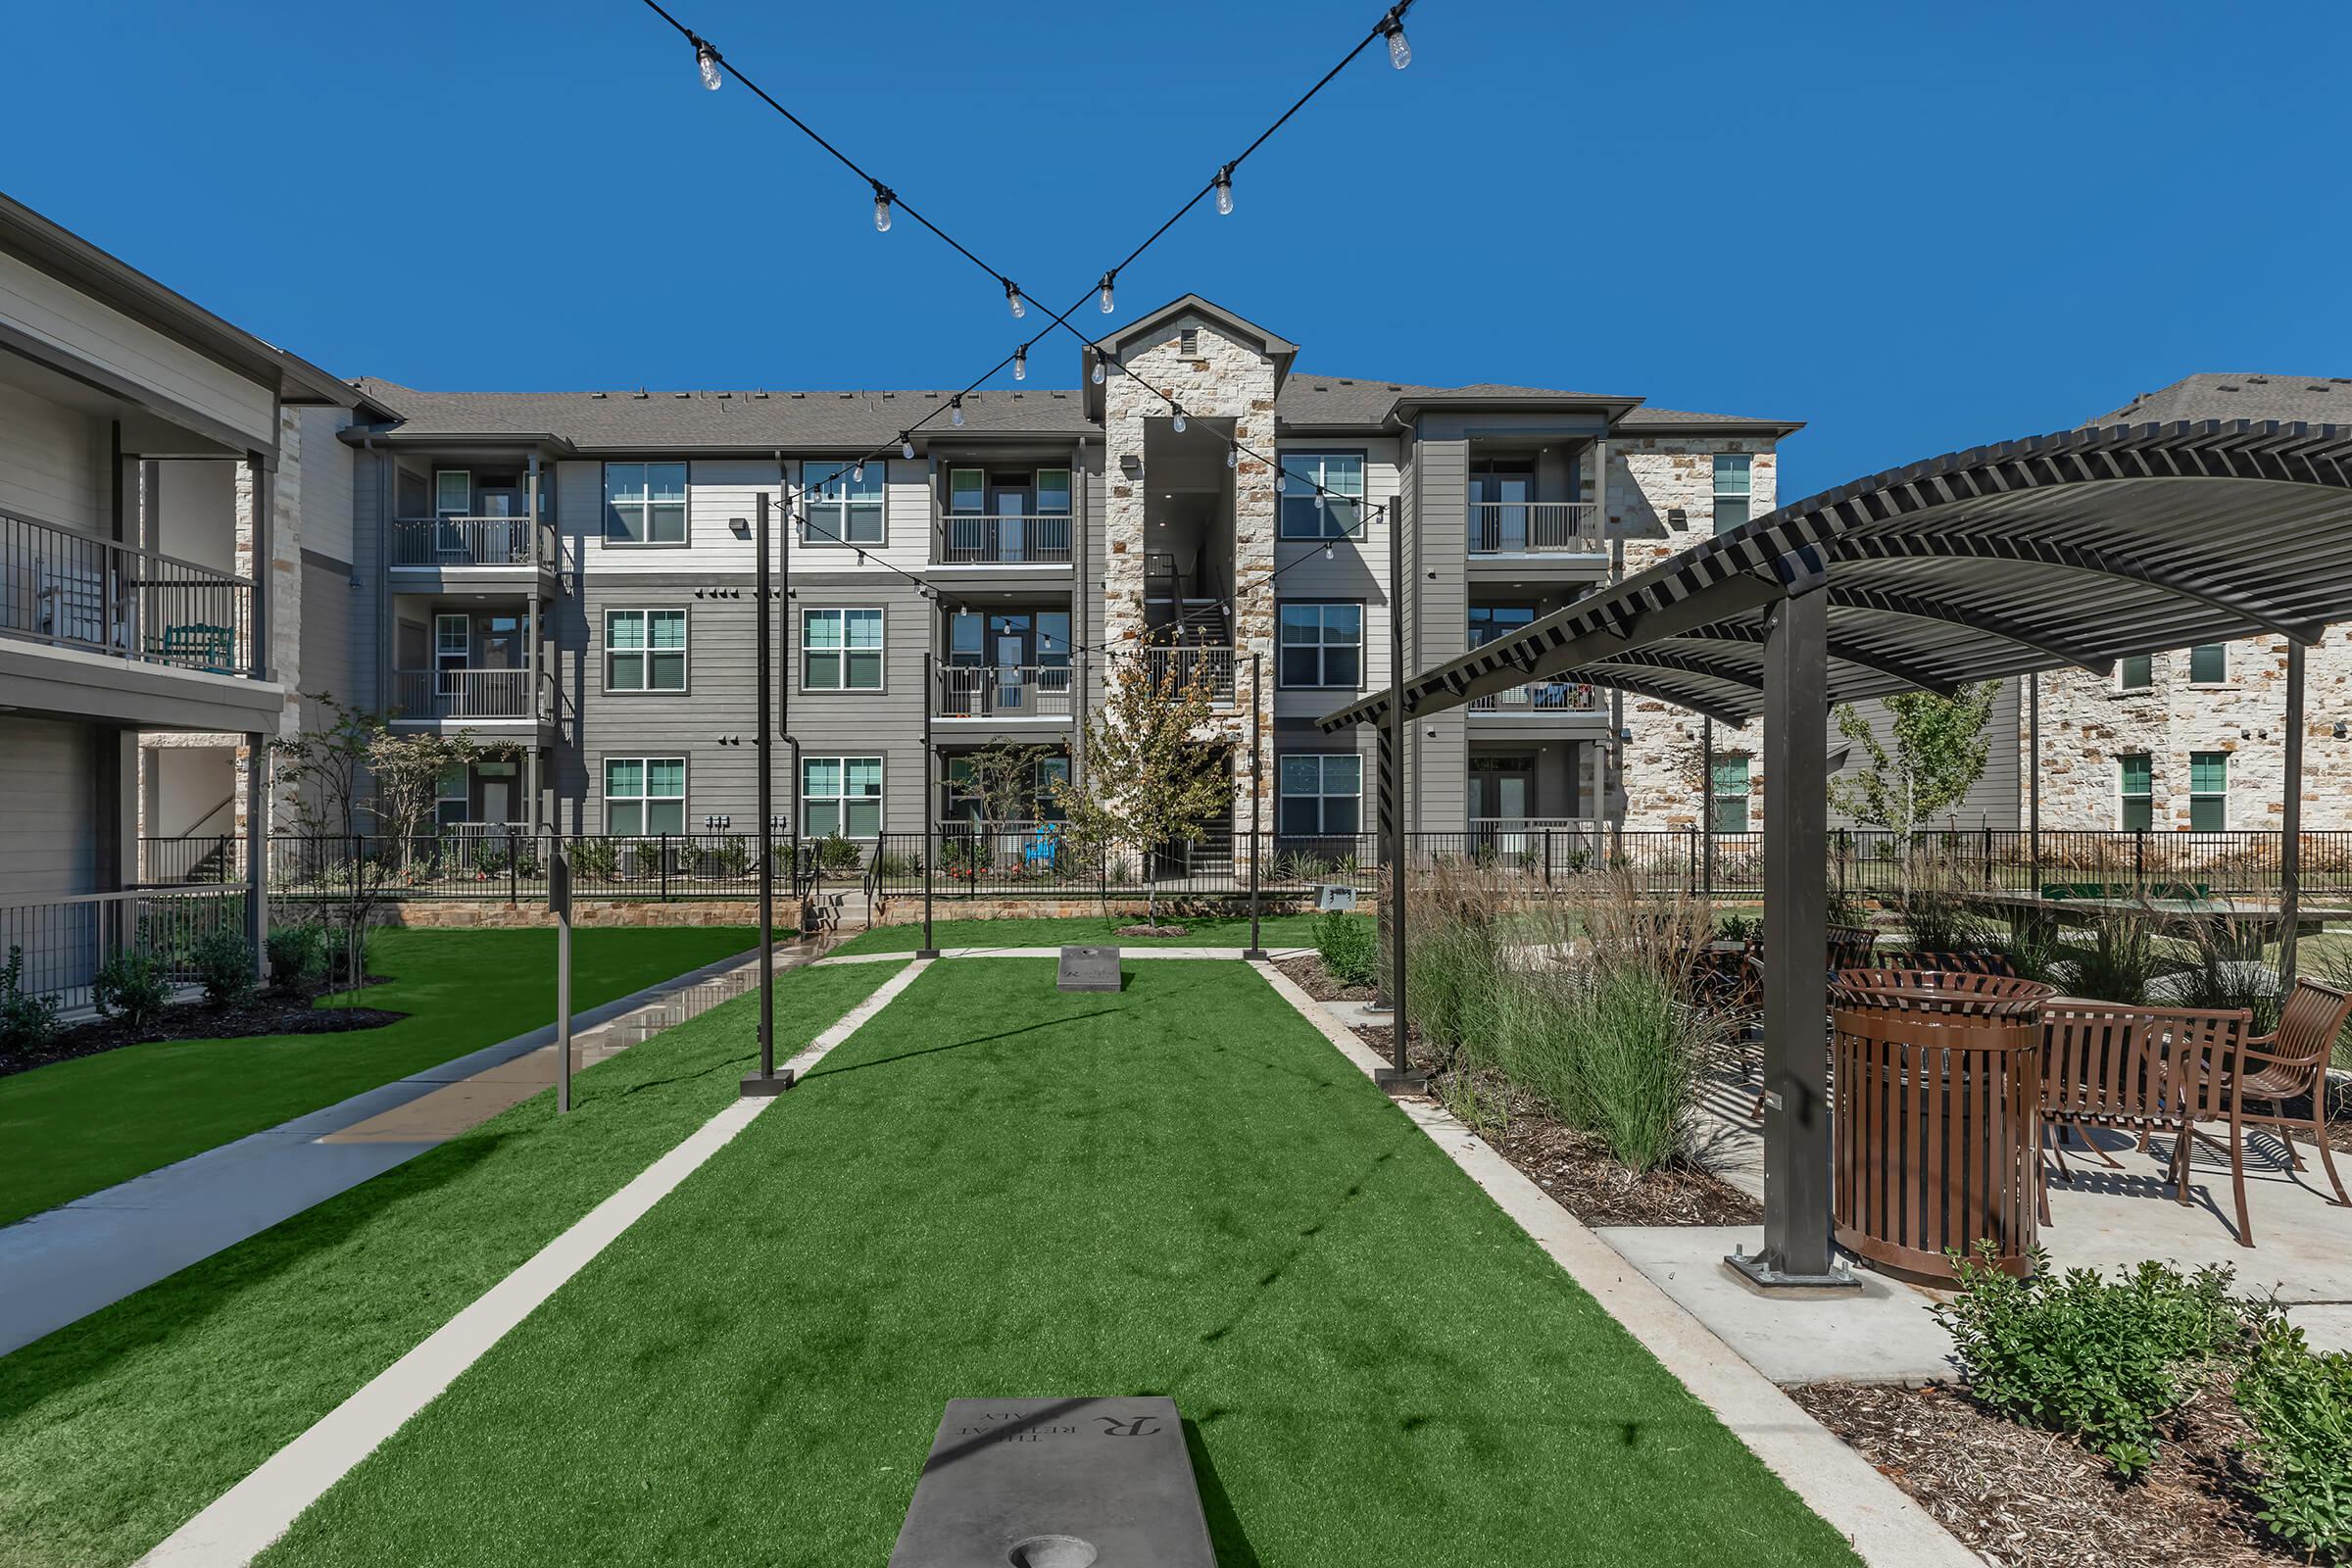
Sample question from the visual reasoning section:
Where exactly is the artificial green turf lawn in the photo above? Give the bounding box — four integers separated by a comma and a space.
833, 910, 1338, 954
0, 924, 758, 1227
262, 960, 1859, 1568
0, 958, 906, 1568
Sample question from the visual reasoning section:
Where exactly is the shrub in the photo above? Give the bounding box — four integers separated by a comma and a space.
2234, 1317, 2352, 1561
941, 837, 993, 877
702, 839, 752, 879
93, 948, 173, 1032
817, 833, 862, 872
871, 851, 919, 880
1933, 1245, 2246, 1478
1715, 911, 1761, 944
1316, 911, 1378, 988
566, 838, 619, 881
2063, 906, 2163, 1004
267, 921, 329, 988
0, 945, 61, 1054
190, 927, 255, 1004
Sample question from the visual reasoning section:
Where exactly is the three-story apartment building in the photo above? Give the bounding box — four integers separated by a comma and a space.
341, 296, 1803, 853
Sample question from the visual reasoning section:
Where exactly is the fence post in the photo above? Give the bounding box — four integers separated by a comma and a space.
1542, 829, 1553, 888
2135, 829, 2146, 889
1982, 824, 1992, 890
507, 826, 518, 905
660, 832, 670, 901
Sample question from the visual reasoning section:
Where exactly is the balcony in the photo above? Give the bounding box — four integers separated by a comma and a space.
936, 512, 1074, 566
1, 508, 252, 674
391, 667, 551, 729
389, 516, 558, 592
1468, 502, 1603, 558
1468, 678, 1602, 716
934, 663, 1080, 722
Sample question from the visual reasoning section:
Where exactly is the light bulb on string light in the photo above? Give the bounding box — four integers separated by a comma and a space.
1091, 351, 1105, 386
871, 183, 894, 232
1379, 9, 1411, 69
900, 433, 915, 460
694, 36, 722, 89
1099, 272, 1116, 315
1004, 279, 1025, 319
1214, 165, 1235, 216
1013, 344, 1027, 381
1171, 407, 1187, 434
950, 396, 965, 429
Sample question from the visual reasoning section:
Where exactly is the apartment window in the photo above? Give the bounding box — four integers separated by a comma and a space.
434, 613, 469, 695
1709, 756, 1751, 834
1712, 455, 1752, 535
1036, 467, 1072, 515
2189, 642, 2228, 683
435, 764, 468, 830
434, 469, 469, 519
2189, 751, 2228, 831
606, 610, 687, 693
1279, 602, 1362, 688
605, 757, 686, 836
2119, 654, 2154, 691
803, 608, 885, 690
947, 467, 985, 514
2119, 753, 2153, 831
803, 461, 885, 547
803, 756, 883, 838
1279, 452, 1365, 540
1279, 754, 1362, 836
604, 462, 687, 545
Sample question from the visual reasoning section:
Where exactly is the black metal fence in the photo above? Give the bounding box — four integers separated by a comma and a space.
0, 888, 250, 1009
126, 827, 2352, 906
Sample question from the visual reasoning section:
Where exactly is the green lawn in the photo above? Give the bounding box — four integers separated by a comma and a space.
259, 959, 1856, 1568
0, 925, 757, 1227
0, 958, 907, 1568
835, 911, 1337, 954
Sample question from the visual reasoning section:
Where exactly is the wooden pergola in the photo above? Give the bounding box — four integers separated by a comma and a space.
1320, 417, 2352, 1286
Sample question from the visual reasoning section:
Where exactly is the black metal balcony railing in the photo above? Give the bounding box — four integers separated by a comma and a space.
935, 663, 1079, 719
0, 509, 253, 675
1469, 679, 1603, 713
1468, 501, 1603, 554
939, 513, 1073, 565
1145, 645, 1237, 706
389, 515, 555, 568
0, 887, 250, 1008
391, 668, 547, 721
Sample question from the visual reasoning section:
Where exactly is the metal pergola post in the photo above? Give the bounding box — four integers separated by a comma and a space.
1373, 490, 1420, 1095
1730, 584, 1853, 1290
552, 836, 571, 1114
2027, 672, 2041, 894
919, 656, 939, 957
1245, 653, 1265, 960
742, 494, 792, 1097
2279, 641, 2306, 989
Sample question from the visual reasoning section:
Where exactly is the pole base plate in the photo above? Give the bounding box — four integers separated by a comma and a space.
1374, 1067, 1428, 1096
914, 949, 942, 959
1241, 948, 1269, 961
1723, 1248, 1860, 1295
740, 1071, 797, 1098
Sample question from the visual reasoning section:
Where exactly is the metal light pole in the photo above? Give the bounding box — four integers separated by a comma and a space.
1245, 652, 1265, 959
919, 653, 939, 957
1375, 494, 1420, 1093
552, 828, 571, 1114
743, 492, 793, 1096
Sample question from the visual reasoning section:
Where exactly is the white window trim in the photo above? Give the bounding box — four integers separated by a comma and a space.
1278, 450, 1368, 541
2187, 752, 2229, 831
1277, 601, 1365, 690
802, 754, 885, 839
1278, 752, 1363, 836
2118, 753, 2154, 831
603, 755, 689, 837
602, 461, 690, 548
800, 461, 887, 548
604, 608, 690, 695
800, 606, 887, 693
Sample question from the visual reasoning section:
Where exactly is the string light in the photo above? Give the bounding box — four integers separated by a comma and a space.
871, 182, 894, 233
853, 461, 865, 481
1012, 343, 1027, 381
950, 395, 965, 428
1091, 350, 1106, 386
1378, 6, 1412, 69
900, 433, 914, 460
1214, 165, 1236, 217
1099, 272, 1116, 316
1171, 406, 1188, 434
692, 34, 722, 90
1226, 445, 1240, 468
1004, 279, 1026, 318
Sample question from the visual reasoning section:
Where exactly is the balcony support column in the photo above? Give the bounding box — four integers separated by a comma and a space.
244, 728, 269, 983
245, 451, 272, 681
526, 452, 542, 832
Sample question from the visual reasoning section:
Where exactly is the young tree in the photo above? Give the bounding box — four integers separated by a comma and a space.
1050, 646, 1227, 928
1827, 682, 2002, 837
270, 693, 497, 990
956, 740, 1058, 841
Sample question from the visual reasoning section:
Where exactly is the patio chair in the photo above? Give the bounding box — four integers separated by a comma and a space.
2041, 1001, 2245, 1189
2179, 978, 2352, 1246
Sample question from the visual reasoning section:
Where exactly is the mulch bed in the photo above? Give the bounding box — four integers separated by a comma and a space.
1788, 1380, 2296, 1568
1275, 953, 1762, 1228
1113, 924, 1191, 938
0, 982, 404, 1079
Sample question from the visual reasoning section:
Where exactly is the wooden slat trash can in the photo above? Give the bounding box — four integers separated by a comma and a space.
1830, 969, 2056, 1283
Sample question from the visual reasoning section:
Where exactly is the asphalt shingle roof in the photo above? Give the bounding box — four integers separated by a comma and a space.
2089, 372, 2352, 427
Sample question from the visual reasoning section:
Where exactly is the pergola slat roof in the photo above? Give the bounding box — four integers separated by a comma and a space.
1317, 418, 2352, 732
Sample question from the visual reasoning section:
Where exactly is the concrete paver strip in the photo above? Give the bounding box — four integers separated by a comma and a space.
134, 957, 932, 1568
1250, 958, 1982, 1568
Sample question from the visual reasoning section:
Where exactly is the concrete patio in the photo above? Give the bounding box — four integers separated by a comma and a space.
1592, 1066, 2352, 1387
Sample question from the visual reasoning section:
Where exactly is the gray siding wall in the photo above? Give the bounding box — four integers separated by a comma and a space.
0, 714, 99, 896
1410, 435, 1469, 829
1826, 675, 2023, 830
0, 375, 103, 531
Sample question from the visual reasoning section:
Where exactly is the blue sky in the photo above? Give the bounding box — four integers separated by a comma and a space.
12, 0, 2348, 495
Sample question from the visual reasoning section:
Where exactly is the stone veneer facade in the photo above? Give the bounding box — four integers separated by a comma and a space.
1102, 311, 1280, 827
2025, 630, 2352, 829
1608, 437, 1779, 830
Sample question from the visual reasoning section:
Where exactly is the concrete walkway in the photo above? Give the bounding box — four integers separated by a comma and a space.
813, 945, 1313, 964
0, 941, 803, 1358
